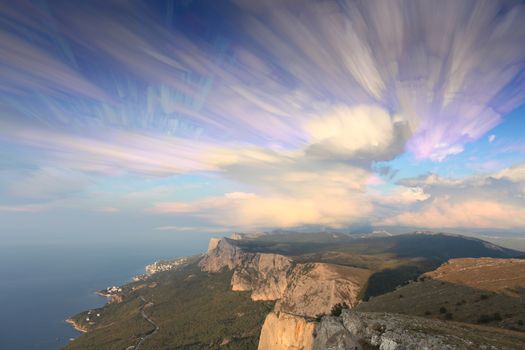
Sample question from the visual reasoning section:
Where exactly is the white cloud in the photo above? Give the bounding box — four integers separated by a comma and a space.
150, 191, 372, 229
383, 198, 525, 230
489, 134, 496, 143
305, 105, 409, 161
381, 163, 525, 230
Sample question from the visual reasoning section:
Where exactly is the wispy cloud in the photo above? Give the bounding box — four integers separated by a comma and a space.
1, 0, 525, 230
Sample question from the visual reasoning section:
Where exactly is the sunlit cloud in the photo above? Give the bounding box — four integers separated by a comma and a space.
1, 0, 525, 231
150, 191, 372, 229
381, 163, 525, 230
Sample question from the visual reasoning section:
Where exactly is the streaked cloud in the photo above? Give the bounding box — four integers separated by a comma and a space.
1, 0, 525, 231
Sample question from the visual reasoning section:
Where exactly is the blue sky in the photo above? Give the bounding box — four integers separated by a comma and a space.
1, 0, 525, 236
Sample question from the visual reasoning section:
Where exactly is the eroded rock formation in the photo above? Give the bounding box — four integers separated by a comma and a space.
276, 263, 370, 317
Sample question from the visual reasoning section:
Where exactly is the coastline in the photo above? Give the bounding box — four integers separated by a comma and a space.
64, 254, 197, 341
65, 318, 88, 334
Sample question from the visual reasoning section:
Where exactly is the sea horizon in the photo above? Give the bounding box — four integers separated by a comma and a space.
0, 232, 219, 350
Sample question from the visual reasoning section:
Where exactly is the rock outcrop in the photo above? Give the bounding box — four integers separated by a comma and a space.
314, 310, 525, 350
258, 311, 316, 350
276, 263, 370, 317
199, 238, 244, 272
206, 237, 222, 252
199, 238, 370, 308
199, 238, 293, 300
231, 253, 293, 301
200, 237, 374, 350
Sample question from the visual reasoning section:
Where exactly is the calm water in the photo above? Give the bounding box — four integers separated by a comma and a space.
0, 233, 218, 350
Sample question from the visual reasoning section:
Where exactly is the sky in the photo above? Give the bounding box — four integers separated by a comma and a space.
1, 0, 525, 238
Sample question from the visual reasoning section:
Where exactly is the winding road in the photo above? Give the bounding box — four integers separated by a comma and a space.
133, 296, 160, 350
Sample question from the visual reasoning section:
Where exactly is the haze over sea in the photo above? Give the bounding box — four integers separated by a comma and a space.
0, 230, 219, 350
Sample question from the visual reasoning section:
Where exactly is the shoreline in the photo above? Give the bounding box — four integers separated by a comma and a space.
65, 318, 88, 334
64, 254, 196, 340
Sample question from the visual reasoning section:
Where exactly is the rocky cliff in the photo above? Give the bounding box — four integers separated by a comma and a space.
257, 311, 316, 350
199, 238, 369, 310
199, 238, 293, 300
200, 238, 243, 272
276, 262, 370, 317
200, 237, 373, 350
314, 310, 525, 349
231, 252, 293, 301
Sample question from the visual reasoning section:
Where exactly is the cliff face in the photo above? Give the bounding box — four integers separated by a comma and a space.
199, 238, 293, 301
276, 263, 371, 317
257, 312, 315, 350
199, 237, 374, 350
199, 238, 370, 309
231, 253, 293, 301
199, 238, 243, 272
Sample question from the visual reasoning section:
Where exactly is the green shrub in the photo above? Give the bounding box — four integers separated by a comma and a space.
330, 302, 349, 317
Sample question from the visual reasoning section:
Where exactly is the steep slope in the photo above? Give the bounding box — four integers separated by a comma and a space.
257, 312, 315, 350
276, 263, 370, 317
199, 238, 293, 301
231, 253, 293, 301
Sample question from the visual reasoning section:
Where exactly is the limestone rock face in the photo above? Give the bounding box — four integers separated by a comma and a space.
314, 310, 525, 350
206, 238, 222, 252
313, 316, 361, 350
232, 253, 293, 301
199, 238, 293, 301
276, 263, 371, 317
258, 312, 316, 350
199, 238, 243, 272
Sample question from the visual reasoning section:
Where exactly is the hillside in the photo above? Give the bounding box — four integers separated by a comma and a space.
64, 264, 273, 350
356, 258, 525, 332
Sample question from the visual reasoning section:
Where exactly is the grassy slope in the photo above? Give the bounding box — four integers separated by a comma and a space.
357, 273, 525, 332
63, 264, 273, 350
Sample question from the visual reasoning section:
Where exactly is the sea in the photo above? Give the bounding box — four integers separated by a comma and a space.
0, 232, 219, 350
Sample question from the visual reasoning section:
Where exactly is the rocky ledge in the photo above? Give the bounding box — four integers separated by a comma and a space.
314, 310, 525, 350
